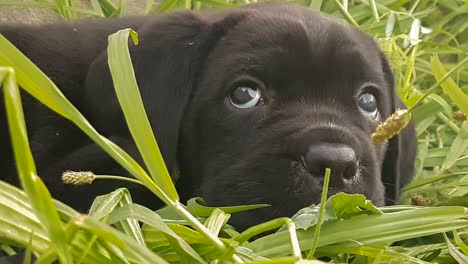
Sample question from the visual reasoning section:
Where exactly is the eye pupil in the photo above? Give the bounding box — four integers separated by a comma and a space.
231, 87, 257, 104
357, 92, 378, 119
359, 94, 376, 111
229, 86, 262, 109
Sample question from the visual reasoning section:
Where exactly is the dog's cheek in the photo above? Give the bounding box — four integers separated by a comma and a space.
199, 154, 325, 224
373, 140, 388, 204
349, 131, 387, 204
355, 167, 386, 206
199, 157, 287, 206
366, 165, 387, 206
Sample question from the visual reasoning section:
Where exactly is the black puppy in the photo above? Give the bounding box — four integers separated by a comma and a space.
0, 3, 416, 230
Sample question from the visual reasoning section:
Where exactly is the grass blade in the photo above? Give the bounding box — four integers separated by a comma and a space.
154, 0, 179, 14
332, 0, 359, 27
88, 0, 105, 17
107, 203, 206, 263
444, 233, 468, 263
1, 68, 72, 263
453, 231, 468, 255
309, 0, 323, 10
368, 0, 380, 22
187, 197, 269, 217
439, 121, 468, 173
431, 55, 468, 114
204, 208, 230, 237
97, 0, 119, 17
306, 168, 331, 259
72, 215, 169, 264
107, 29, 179, 202
89, 188, 145, 247
247, 206, 468, 258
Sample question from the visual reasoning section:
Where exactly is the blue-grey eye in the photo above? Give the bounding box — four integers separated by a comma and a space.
357, 93, 379, 119
229, 86, 262, 109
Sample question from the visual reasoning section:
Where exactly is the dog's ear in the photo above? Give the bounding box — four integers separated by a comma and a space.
379, 52, 417, 204
84, 10, 245, 175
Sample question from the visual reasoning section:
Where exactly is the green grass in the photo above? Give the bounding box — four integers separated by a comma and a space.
0, 0, 467, 263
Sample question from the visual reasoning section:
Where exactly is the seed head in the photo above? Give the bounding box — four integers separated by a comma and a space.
453, 110, 466, 121
371, 109, 411, 143
410, 195, 431, 206
62, 170, 95, 185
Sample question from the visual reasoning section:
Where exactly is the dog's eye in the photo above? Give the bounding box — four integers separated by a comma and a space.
357, 93, 379, 119
229, 86, 262, 109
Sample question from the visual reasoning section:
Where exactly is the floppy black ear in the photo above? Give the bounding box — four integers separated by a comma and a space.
380, 52, 417, 204
83, 10, 244, 177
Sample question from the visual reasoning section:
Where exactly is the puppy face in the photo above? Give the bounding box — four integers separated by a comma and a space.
179, 7, 395, 229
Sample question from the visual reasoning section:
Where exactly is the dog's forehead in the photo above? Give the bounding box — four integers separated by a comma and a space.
208, 8, 384, 96
221, 9, 377, 55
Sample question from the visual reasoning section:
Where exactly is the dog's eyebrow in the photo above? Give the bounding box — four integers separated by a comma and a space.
358, 81, 378, 89
244, 64, 263, 74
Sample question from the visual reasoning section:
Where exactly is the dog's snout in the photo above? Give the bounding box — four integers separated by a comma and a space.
302, 144, 358, 182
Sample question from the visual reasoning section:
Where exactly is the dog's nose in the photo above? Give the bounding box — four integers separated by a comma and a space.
302, 144, 358, 181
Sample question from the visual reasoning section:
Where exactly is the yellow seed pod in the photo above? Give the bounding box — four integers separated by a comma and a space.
371, 109, 411, 143
453, 110, 466, 121
62, 170, 95, 185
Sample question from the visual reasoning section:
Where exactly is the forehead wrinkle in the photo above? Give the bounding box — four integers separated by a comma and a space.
214, 52, 265, 82
221, 11, 312, 55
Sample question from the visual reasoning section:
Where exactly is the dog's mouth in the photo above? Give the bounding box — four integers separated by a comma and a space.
298, 156, 361, 183
288, 158, 362, 196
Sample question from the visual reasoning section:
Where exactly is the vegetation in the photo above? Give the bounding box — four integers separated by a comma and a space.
0, 0, 467, 263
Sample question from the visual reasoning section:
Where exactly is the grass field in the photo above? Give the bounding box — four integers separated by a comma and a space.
0, 0, 467, 263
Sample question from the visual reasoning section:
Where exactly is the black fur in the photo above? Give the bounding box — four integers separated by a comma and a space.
0, 3, 416, 231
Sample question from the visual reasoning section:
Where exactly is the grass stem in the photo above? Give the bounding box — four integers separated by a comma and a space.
306, 168, 331, 259
436, 112, 460, 133
333, 0, 359, 27
174, 202, 226, 250
234, 218, 301, 258
407, 56, 468, 112
94, 175, 146, 186
369, 0, 380, 22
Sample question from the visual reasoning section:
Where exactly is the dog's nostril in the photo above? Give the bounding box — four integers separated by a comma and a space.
303, 144, 358, 182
